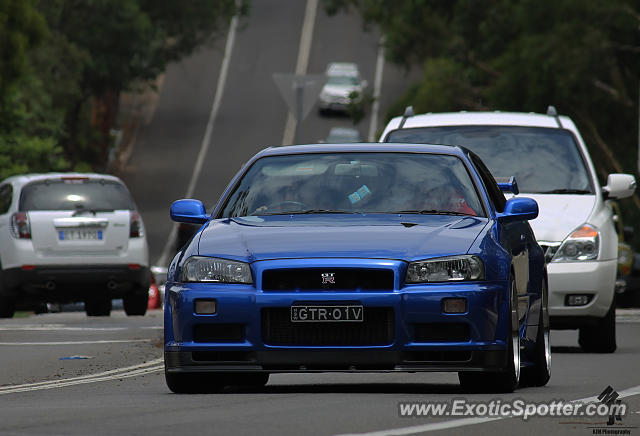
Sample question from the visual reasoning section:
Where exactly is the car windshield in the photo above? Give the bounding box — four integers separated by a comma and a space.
221, 152, 484, 217
327, 75, 359, 86
386, 126, 594, 194
20, 179, 135, 211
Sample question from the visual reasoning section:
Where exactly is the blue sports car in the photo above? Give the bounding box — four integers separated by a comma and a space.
164, 143, 549, 393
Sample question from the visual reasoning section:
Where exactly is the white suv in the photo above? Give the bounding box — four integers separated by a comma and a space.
0, 173, 150, 317
381, 108, 636, 352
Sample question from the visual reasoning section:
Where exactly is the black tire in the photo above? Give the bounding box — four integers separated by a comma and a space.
165, 371, 226, 394
520, 279, 551, 387
578, 297, 616, 353
459, 277, 520, 393
0, 266, 16, 318
85, 295, 112, 316
123, 290, 148, 316
0, 295, 16, 318
33, 303, 49, 314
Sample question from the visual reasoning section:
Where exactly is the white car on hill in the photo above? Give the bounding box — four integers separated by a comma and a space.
318, 62, 367, 114
380, 107, 636, 352
0, 173, 150, 317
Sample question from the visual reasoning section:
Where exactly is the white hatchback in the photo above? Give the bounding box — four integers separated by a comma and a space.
0, 173, 150, 317
381, 108, 636, 352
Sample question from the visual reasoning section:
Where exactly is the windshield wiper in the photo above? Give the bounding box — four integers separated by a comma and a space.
259, 209, 357, 216
294, 209, 358, 214
536, 189, 592, 194
72, 207, 114, 216
393, 209, 474, 216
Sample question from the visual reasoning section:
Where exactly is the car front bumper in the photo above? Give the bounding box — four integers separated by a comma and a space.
318, 96, 351, 111
547, 259, 616, 325
164, 280, 512, 374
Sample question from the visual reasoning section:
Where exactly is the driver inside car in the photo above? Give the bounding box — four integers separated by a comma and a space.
414, 182, 477, 216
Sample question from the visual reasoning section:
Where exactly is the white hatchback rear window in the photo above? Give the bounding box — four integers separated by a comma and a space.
20, 179, 134, 211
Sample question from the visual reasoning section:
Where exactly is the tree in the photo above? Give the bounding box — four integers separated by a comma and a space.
0, 0, 46, 109
0, 0, 67, 178
34, 0, 248, 165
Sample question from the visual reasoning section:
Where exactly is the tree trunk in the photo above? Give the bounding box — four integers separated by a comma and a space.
92, 88, 120, 166
64, 98, 85, 166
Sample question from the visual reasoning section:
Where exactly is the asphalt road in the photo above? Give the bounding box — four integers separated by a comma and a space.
0, 310, 638, 435
2, 2, 639, 435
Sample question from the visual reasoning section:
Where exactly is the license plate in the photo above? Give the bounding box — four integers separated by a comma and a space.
290, 305, 364, 322
58, 229, 102, 240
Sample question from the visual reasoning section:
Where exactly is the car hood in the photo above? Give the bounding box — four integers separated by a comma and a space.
197, 214, 488, 262
322, 84, 360, 97
522, 194, 596, 242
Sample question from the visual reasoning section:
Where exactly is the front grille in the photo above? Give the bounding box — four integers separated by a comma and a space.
262, 268, 394, 291
193, 324, 245, 342
262, 307, 394, 345
413, 323, 470, 342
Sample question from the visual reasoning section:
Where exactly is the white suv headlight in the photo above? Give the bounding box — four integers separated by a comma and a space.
182, 256, 252, 284
406, 255, 484, 283
551, 224, 600, 262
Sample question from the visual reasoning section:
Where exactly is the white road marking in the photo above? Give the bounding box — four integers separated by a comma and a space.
334, 384, 640, 436
616, 309, 640, 323
336, 417, 503, 436
0, 324, 127, 331
0, 339, 152, 346
0, 358, 164, 395
155, 9, 241, 267
367, 38, 385, 142
281, 0, 318, 145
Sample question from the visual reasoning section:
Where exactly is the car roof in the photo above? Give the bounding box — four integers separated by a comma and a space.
326, 62, 359, 76
328, 127, 360, 136
382, 110, 578, 136
1, 172, 124, 187
256, 142, 469, 159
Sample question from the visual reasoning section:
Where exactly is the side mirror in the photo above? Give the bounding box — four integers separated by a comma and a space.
170, 199, 209, 224
498, 197, 539, 222
603, 174, 636, 199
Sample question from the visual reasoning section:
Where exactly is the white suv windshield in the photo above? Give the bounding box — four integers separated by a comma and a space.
221, 152, 484, 217
386, 126, 594, 194
20, 179, 135, 211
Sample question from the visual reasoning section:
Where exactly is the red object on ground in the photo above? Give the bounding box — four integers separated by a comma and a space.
147, 273, 161, 309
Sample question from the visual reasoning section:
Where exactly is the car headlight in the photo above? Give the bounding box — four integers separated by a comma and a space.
406, 255, 484, 283
551, 224, 600, 262
182, 256, 252, 284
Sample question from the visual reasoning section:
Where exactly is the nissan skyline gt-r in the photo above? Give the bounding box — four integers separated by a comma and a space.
164, 143, 549, 394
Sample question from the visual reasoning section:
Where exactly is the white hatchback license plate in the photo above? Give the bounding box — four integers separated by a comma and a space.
58, 229, 102, 240
290, 305, 364, 322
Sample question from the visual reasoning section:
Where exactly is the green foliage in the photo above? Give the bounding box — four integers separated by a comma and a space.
0, 134, 67, 180
346, 90, 375, 125
0, 0, 46, 104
